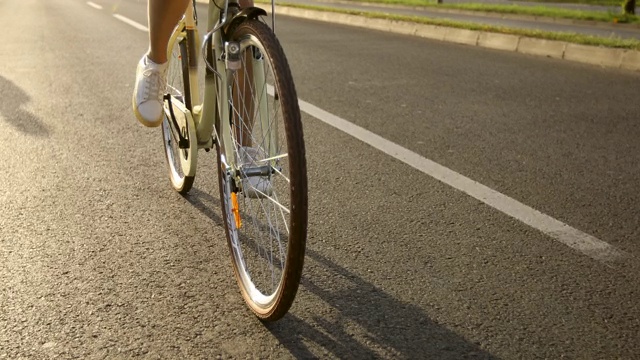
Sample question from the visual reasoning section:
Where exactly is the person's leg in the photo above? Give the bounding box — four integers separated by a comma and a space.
133, 0, 190, 127
147, 0, 191, 64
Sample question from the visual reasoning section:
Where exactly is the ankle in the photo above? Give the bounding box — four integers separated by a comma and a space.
145, 52, 168, 66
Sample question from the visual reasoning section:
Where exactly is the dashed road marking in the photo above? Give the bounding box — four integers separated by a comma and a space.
86, 1, 102, 10
113, 14, 149, 32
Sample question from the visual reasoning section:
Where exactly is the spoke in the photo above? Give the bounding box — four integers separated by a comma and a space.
245, 190, 288, 267
241, 197, 283, 294
271, 165, 290, 184
270, 189, 290, 235
245, 187, 291, 271
258, 153, 288, 162
248, 190, 290, 215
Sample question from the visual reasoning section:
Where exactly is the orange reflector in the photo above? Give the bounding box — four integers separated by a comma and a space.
231, 192, 241, 229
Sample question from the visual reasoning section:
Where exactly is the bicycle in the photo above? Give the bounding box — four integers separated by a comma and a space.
161, 0, 307, 321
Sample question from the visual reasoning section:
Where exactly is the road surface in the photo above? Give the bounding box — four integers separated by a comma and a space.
1, 0, 639, 358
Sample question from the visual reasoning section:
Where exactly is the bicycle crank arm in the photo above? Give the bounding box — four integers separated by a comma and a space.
163, 94, 190, 149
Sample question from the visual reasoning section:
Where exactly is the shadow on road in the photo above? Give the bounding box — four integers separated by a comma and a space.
0, 76, 50, 137
267, 248, 498, 359
184, 188, 496, 359
184, 187, 223, 224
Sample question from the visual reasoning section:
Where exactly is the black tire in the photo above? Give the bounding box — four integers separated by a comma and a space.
162, 24, 195, 194
215, 19, 307, 321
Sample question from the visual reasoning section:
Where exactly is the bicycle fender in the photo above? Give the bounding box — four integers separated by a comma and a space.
226, 6, 267, 32
234, 7, 267, 20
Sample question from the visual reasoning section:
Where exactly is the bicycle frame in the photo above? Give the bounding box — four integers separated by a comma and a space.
172, 0, 212, 148
162, 0, 307, 320
171, 0, 275, 182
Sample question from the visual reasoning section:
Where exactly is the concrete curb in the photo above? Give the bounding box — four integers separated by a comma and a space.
273, 5, 640, 72
321, 0, 640, 31
517, 37, 565, 59
197, 0, 640, 31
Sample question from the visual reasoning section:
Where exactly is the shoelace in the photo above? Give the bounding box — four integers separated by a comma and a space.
142, 69, 165, 102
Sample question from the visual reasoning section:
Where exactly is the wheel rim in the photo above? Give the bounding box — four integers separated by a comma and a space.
220, 35, 293, 309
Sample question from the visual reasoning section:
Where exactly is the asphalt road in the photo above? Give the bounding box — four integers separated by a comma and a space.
1, 0, 640, 358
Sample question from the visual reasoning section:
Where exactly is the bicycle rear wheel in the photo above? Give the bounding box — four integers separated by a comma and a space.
215, 19, 307, 321
162, 23, 196, 194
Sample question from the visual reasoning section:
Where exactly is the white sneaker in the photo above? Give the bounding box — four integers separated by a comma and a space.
239, 146, 273, 198
132, 55, 168, 127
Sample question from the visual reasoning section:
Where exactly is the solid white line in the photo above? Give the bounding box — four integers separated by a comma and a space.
86, 1, 103, 10
296, 98, 626, 263
113, 14, 148, 32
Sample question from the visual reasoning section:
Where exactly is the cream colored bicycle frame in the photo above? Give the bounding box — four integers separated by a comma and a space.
167, 0, 275, 179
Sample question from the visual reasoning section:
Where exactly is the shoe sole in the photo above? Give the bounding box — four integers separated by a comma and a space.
132, 93, 163, 128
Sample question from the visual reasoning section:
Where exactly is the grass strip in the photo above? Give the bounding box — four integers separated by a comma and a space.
305, 0, 640, 24
270, 2, 640, 49
514, 0, 621, 7
436, 4, 638, 23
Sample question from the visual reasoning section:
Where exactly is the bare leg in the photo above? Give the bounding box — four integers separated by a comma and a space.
147, 0, 191, 64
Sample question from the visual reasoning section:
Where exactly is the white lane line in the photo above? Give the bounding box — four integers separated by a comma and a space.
113, 14, 148, 32
86, 1, 103, 10
297, 97, 626, 264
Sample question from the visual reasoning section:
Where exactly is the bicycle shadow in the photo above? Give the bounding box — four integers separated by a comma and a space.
0, 75, 50, 137
266, 248, 498, 359
185, 188, 496, 358
184, 187, 224, 225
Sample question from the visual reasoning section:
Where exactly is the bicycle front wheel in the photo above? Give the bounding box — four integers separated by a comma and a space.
216, 19, 307, 321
